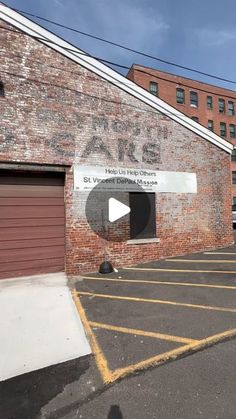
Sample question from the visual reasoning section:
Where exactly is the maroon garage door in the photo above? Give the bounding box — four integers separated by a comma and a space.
0, 171, 65, 279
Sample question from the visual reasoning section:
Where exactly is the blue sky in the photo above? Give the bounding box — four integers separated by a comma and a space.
3, 0, 236, 91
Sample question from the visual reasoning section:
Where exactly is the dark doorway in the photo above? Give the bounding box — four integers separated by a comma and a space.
129, 192, 156, 239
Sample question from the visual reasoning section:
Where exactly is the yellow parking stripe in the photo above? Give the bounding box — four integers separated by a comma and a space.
77, 291, 236, 313
82, 275, 236, 290
89, 321, 198, 344
72, 291, 112, 383
124, 267, 236, 274
73, 290, 236, 384
166, 259, 236, 263
111, 328, 236, 382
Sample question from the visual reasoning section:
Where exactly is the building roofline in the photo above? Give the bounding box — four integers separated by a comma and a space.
130, 63, 236, 96
0, 3, 233, 154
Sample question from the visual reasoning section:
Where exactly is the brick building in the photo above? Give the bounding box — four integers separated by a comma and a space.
127, 64, 236, 203
0, 4, 234, 279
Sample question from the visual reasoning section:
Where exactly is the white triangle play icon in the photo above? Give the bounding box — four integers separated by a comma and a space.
109, 198, 131, 223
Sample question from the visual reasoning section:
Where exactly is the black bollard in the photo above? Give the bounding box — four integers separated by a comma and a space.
99, 260, 114, 274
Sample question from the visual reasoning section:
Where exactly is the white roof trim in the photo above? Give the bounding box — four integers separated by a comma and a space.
0, 3, 233, 154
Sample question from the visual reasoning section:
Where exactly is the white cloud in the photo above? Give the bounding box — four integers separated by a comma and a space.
196, 27, 236, 47
73, 0, 169, 63
30, 0, 169, 66
94, 1, 169, 48
52, 0, 66, 8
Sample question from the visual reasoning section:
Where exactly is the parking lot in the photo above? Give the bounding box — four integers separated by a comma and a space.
2, 243, 236, 419
74, 245, 236, 385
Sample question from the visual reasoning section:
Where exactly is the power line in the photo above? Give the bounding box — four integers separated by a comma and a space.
0, 25, 234, 144
1, 67, 232, 148
13, 6, 236, 86
2, 25, 236, 103
0, 69, 175, 117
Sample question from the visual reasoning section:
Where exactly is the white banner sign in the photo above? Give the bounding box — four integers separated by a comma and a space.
74, 165, 197, 193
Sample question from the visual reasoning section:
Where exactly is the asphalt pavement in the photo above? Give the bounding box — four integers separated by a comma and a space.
68, 339, 236, 419
1, 240, 236, 418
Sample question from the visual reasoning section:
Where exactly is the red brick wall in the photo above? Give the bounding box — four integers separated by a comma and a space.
128, 65, 236, 200
127, 65, 236, 138
0, 21, 234, 274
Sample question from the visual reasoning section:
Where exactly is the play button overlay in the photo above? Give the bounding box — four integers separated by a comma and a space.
109, 198, 130, 222
85, 176, 151, 242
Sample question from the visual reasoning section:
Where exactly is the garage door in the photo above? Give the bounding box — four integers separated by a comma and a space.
0, 170, 65, 279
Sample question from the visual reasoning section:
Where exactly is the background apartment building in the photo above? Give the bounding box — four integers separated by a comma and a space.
1, 4, 234, 278
127, 65, 236, 206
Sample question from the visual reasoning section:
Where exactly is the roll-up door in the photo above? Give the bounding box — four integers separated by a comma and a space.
0, 171, 65, 279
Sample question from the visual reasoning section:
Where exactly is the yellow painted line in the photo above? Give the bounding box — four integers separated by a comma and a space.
89, 321, 198, 344
109, 328, 236, 382
73, 290, 236, 385
124, 267, 236, 274
83, 275, 236, 290
72, 290, 112, 383
77, 291, 236, 313
166, 259, 236, 263
204, 252, 236, 255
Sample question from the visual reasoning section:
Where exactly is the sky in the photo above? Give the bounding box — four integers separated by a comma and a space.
2, 0, 236, 91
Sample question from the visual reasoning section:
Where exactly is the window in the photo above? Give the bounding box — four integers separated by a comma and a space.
149, 81, 158, 96
191, 116, 199, 122
176, 88, 185, 104
232, 171, 236, 184
233, 196, 236, 211
0, 81, 4, 97
231, 149, 236, 162
129, 192, 156, 239
230, 124, 236, 138
207, 96, 213, 109
190, 91, 198, 107
219, 99, 225, 113
220, 122, 227, 137
208, 120, 214, 131
228, 101, 235, 116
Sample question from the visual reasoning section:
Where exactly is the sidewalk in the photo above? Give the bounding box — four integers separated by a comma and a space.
0, 273, 91, 381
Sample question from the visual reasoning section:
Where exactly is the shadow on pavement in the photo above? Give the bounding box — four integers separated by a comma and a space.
107, 404, 124, 419
0, 355, 90, 419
